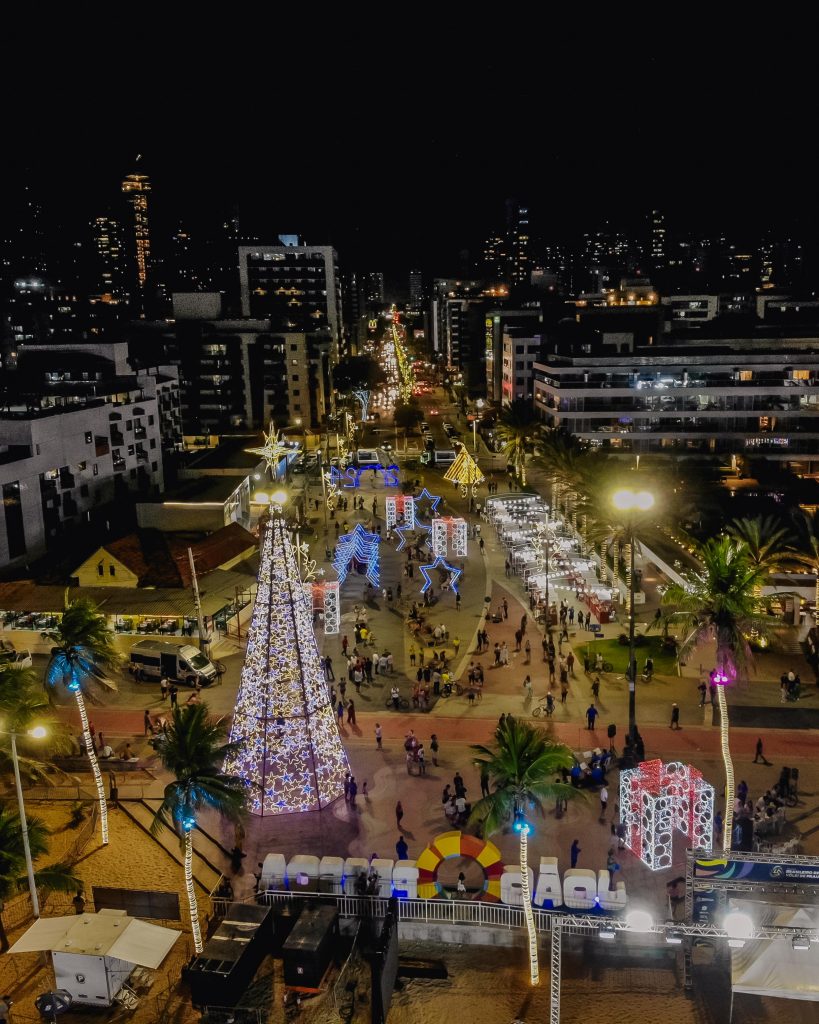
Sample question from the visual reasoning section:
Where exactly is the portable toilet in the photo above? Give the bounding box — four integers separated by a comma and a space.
343, 857, 370, 895
259, 853, 287, 891
369, 858, 394, 897
287, 855, 321, 892
318, 856, 344, 894
392, 860, 419, 899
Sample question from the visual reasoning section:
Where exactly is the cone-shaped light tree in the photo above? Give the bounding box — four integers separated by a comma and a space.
223, 508, 350, 814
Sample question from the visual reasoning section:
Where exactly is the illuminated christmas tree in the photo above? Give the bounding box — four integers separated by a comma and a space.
223, 509, 350, 815
443, 446, 485, 495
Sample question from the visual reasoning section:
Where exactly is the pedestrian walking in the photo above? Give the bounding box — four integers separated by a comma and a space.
409, 645, 417, 666
523, 675, 533, 700
698, 679, 707, 706
337, 700, 344, 724
455, 592, 461, 611
143, 709, 152, 736
347, 700, 356, 726
591, 675, 600, 701
567, 651, 575, 676
375, 722, 383, 749
502, 598, 508, 619
479, 537, 485, 553
753, 737, 770, 765
325, 655, 335, 681
561, 681, 569, 704
396, 835, 409, 860
524, 638, 531, 663
480, 770, 490, 797
714, 810, 723, 846
417, 744, 426, 775
430, 733, 439, 766
344, 772, 351, 803
169, 685, 178, 708
670, 703, 681, 730
606, 848, 617, 889
514, 629, 522, 651
396, 800, 404, 830
600, 785, 608, 819
160, 675, 169, 700
570, 839, 582, 868
546, 691, 555, 716
586, 703, 598, 730
349, 777, 358, 807
342, 635, 349, 657
500, 642, 509, 666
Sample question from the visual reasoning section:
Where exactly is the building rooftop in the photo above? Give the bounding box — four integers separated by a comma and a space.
183, 436, 264, 473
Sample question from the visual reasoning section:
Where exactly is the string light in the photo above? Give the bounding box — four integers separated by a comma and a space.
333, 523, 381, 587
223, 515, 350, 815
386, 495, 416, 530
246, 425, 293, 474
431, 516, 468, 557
330, 464, 401, 489
183, 826, 203, 953
419, 556, 462, 595
351, 389, 370, 421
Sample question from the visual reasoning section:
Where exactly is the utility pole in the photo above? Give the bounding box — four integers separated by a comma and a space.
188, 547, 210, 654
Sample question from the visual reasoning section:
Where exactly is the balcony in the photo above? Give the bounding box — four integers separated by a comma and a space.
134, 426, 147, 440
112, 457, 126, 473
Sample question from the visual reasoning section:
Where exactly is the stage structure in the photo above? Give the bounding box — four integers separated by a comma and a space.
223, 510, 350, 815
620, 759, 714, 870
431, 516, 467, 558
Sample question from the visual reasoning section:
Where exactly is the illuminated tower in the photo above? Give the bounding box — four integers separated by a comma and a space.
121, 170, 151, 309
223, 510, 349, 815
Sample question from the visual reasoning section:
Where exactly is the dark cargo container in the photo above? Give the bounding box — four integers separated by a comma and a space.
184, 902, 272, 1008
281, 905, 339, 992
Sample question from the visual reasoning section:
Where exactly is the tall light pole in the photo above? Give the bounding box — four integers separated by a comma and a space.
611, 489, 654, 741
3, 726, 47, 917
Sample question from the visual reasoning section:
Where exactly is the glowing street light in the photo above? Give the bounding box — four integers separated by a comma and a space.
1, 725, 48, 916
611, 487, 655, 740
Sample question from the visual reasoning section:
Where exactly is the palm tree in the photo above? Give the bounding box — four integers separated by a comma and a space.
0, 805, 81, 951
469, 718, 575, 986
150, 704, 247, 954
794, 509, 819, 616
495, 400, 541, 486
661, 536, 772, 851
42, 599, 122, 846
0, 666, 71, 782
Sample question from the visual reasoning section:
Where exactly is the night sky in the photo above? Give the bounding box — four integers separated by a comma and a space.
5, 34, 818, 281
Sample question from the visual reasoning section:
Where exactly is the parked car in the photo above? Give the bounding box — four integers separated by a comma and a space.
129, 640, 218, 686
0, 647, 32, 669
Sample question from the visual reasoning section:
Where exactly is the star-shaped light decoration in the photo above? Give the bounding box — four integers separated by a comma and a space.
394, 524, 412, 552
246, 425, 291, 473
413, 487, 442, 533
419, 556, 463, 595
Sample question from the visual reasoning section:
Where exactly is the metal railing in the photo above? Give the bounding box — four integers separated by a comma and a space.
258, 889, 558, 933
64, 804, 99, 864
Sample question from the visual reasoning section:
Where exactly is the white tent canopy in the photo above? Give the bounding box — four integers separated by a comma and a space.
731, 901, 819, 1003
9, 910, 180, 969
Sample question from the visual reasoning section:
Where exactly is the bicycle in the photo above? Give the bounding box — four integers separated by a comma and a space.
385, 695, 410, 711
532, 700, 554, 718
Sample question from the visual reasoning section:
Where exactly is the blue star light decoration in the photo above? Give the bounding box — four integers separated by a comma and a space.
394, 524, 412, 552
333, 523, 381, 587
419, 556, 463, 595
413, 487, 442, 534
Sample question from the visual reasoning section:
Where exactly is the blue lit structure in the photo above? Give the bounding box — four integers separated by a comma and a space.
333, 523, 381, 586
419, 556, 462, 595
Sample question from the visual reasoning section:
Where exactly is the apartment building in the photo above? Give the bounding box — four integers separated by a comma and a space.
0, 342, 179, 565
533, 331, 819, 475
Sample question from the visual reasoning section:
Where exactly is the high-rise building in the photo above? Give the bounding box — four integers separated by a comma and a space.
90, 215, 129, 303
651, 209, 666, 271
237, 243, 342, 358
507, 199, 530, 285
481, 234, 508, 281
409, 269, 424, 308
121, 171, 152, 310
366, 271, 385, 306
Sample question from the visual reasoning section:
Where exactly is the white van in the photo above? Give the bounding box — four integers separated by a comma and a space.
129, 640, 218, 686
421, 449, 457, 466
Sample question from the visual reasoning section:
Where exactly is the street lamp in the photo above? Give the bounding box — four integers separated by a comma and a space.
611, 488, 654, 741
1, 725, 47, 917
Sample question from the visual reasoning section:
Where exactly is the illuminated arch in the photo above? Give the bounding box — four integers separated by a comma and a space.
415, 830, 504, 901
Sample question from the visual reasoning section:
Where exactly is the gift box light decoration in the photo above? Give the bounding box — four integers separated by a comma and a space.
431, 516, 468, 558
333, 523, 381, 587
303, 580, 340, 635
223, 514, 350, 815
619, 759, 714, 870
443, 446, 485, 497
419, 556, 463, 595
386, 494, 416, 530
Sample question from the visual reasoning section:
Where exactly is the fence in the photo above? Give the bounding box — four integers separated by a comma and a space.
64, 803, 99, 863
258, 890, 557, 933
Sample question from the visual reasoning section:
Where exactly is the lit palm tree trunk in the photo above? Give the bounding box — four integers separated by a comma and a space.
519, 828, 539, 986
624, 542, 632, 614
716, 684, 735, 853
612, 541, 620, 595
74, 690, 108, 845
184, 827, 203, 954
